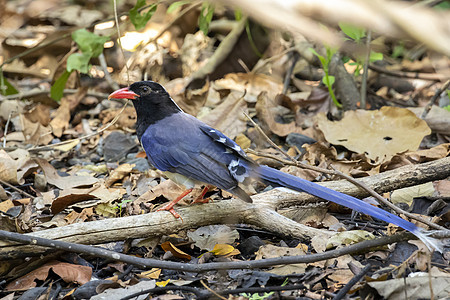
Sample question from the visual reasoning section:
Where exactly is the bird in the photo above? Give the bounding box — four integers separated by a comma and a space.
109, 80, 441, 252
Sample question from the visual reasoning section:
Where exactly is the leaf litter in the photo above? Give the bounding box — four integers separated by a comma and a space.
0, 0, 449, 299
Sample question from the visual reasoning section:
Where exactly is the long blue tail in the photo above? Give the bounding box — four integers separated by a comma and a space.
255, 165, 441, 251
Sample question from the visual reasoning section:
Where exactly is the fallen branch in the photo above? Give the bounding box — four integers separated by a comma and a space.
0, 157, 448, 259
2, 229, 443, 271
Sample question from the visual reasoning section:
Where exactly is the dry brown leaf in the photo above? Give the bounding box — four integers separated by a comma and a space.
49, 98, 71, 138
213, 73, 283, 103
5, 261, 92, 291
20, 113, 53, 145
317, 107, 431, 163
105, 163, 134, 187
24, 104, 51, 126
0, 150, 19, 184
199, 90, 248, 139
34, 158, 98, 189
161, 241, 191, 260
256, 92, 304, 137
51, 184, 124, 214
409, 106, 450, 135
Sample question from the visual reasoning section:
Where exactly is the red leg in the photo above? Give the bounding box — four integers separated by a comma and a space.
157, 188, 193, 219
191, 186, 210, 204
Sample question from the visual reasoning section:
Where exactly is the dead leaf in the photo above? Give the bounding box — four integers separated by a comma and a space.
0, 150, 19, 184
199, 90, 248, 139
49, 98, 71, 138
161, 241, 191, 260
256, 92, 304, 137
187, 225, 239, 251
317, 107, 431, 162
34, 158, 98, 189
391, 182, 435, 206
326, 230, 376, 249
368, 276, 450, 300
105, 164, 134, 187
20, 114, 53, 145
210, 244, 237, 256
5, 261, 92, 291
214, 73, 283, 103
51, 184, 124, 214
255, 244, 307, 275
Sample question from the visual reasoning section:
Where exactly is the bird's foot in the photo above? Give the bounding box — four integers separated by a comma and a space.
156, 188, 192, 219
157, 204, 182, 219
191, 186, 210, 204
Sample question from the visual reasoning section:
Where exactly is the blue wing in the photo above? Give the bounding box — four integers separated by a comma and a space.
140, 112, 250, 192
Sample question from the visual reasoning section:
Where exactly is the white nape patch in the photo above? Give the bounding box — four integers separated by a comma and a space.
218, 137, 226, 143
274, 187, 301, 194
210, 129, 215, 133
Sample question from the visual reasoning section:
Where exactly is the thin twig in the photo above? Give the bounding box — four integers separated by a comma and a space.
421, 79, 450, 119
360, 29, 371, 109
0, 179, 35, 200
332, 264, 372, 300
4, 88, 109, 101
113, 0, 129, 84
27, 100, 129, 152
200, 280, 228, 300
243, 112, 296, 163
1, 229, 439, 272
369, 64, 448, 81
98, 53, 120, 90
2, 111, 13, 148
150, 1, 202, 43
252, 46, 297, 74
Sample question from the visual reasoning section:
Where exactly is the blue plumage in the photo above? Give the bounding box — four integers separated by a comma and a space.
109, 81, 441, 252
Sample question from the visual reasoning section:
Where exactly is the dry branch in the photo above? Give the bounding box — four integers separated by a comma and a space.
0, 157, 448, 259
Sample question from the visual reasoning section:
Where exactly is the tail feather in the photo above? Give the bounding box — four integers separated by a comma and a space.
255, 165, 442, 252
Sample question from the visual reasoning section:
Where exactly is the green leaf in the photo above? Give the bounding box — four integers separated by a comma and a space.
444, 105, 450, 112
167, 0, 190, 13
72, 29, 109, 57
199, 2, 214, 35
129, 0, 158, 30
339, 22, 366, 42
369, 51, 383, 62
67, 53, 91, 73
234, 9, 242, 21
0, 73, 19, 96
50, 70, 72, 101
322, 75, 335, 88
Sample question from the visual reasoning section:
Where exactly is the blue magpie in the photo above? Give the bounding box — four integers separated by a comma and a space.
109, 80, 440, 251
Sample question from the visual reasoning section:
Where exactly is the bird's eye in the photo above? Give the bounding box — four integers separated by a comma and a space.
141, 86, 151, 94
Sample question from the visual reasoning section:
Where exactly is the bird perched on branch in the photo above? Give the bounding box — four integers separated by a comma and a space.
109, 80, 441, 252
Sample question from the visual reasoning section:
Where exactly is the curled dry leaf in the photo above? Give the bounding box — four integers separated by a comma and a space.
5, 260, 92, 291
256, 92, 304, 137
20, 114, 53, 145
0, 150, 19, 184
187, 225, 239, 251
326, 230, 376, 249
199, 90, 248, 139
317, 106, 431, 163
50, 184, 124, 214
34, 158, 98, 189
105, 163, 134, 187
161, 241, 191, 260
213, 73, 283, 103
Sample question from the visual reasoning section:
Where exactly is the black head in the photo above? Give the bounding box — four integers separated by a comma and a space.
109, 81, 182, 139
